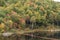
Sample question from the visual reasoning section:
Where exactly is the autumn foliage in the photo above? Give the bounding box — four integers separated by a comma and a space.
0, 0, 60, 32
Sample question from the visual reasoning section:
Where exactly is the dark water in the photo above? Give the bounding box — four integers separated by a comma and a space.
20, 32, 60, 40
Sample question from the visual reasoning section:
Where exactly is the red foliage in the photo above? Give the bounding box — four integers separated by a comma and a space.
19, 18, 25, 24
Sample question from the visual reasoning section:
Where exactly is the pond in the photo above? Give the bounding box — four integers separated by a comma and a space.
0, 31, 60, 40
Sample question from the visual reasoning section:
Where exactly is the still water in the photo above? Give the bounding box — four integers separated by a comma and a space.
0, 31, 60, 40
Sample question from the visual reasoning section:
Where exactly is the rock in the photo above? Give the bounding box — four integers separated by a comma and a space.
2, 32, 13, 37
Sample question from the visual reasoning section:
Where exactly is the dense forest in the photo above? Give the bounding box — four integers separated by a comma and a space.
0, 0, 60, 32
0, 0, 60, 40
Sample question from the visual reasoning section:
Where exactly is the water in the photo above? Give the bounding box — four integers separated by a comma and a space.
0, 31, 60, 40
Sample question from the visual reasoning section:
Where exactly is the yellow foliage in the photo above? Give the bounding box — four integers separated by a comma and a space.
40, 6, 45, 11
9, 20, 13, 24
0, 23, 5, 29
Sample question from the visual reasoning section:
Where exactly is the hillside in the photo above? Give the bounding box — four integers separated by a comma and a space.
0, 0, 60, 32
